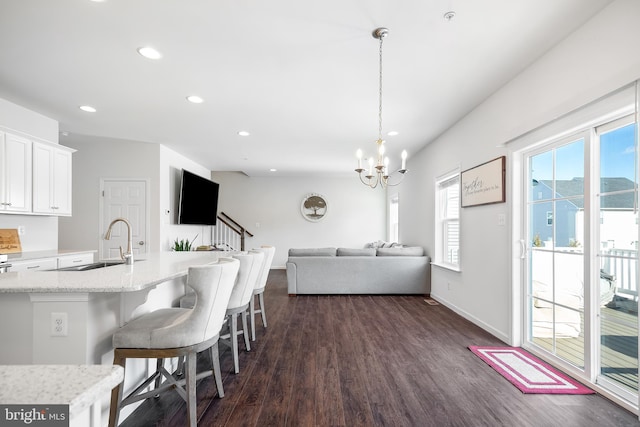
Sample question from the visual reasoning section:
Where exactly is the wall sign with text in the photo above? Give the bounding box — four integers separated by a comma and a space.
460, 156, 506, 207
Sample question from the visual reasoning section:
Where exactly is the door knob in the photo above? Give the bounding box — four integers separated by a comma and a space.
138, 241, 145, 245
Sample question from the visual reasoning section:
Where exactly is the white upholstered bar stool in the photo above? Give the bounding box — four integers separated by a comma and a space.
249, 246, 276, 341
179, 252, 263, 374
108, 258, 239, 427
220, 251, 264, 373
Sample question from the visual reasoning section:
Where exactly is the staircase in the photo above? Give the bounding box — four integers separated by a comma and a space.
213, 212, 254, 251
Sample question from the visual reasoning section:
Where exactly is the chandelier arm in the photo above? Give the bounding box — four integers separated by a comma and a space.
383, 169, 408, 187
357, 171, 378, 188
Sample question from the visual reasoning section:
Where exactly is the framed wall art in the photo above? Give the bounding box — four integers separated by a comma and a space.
301, 193, 328, 222
460, 156, 506, 208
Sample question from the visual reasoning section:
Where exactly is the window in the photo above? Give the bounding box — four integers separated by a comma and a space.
436, 172, 460, 269
389, 195, 399, 243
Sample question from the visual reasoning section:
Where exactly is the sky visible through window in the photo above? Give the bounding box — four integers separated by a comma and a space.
601, 123, 636, 182
531, 123, 637, 183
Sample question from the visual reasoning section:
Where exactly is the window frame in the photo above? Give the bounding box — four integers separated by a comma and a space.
435, 169, 461, 271
388, 194, 399, 243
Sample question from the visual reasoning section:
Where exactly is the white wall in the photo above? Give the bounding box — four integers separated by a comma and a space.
0, 215, 59, 251
60, 138, 215, 254
159, 145, 214, 251
401, 0, 640, 343
0, 97, 60, 251
0, 98, 58, 143
211, 172, 386, 268
58, 136, 160, 252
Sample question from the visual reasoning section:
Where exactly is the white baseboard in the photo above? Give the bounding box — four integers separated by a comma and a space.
430, 292, 510, 344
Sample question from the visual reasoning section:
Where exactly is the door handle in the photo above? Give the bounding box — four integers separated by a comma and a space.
519, 239, 527, 259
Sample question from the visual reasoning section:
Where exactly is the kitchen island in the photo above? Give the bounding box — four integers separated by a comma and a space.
0, 251, 229, 365
0, 251, 232, 426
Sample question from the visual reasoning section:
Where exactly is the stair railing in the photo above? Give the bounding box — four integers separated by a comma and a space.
213, 212, 254, 251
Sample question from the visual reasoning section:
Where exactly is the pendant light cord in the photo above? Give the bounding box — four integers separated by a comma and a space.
378, 35, 384, 142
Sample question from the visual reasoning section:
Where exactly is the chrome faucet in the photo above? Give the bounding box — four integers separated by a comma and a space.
105, 217, 134, 265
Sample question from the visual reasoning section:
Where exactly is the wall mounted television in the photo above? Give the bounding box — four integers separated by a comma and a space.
178, 169, 220, 226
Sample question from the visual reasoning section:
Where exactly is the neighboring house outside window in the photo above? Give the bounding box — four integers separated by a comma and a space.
535, 177, 636, 248
436, 171, 460, 269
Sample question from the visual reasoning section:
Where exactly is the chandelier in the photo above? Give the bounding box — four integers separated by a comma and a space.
355, 27, 407, 189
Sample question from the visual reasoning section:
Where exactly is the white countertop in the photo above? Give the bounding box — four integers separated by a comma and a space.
0, 251, 230, 293
0, 364, 124, 418
2, 249, 97, 262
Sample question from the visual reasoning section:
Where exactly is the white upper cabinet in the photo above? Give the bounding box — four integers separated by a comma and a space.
32, 141, 73, 215
0, 131, 32, 212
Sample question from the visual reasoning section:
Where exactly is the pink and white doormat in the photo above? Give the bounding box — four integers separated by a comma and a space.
468, 346, 594, 394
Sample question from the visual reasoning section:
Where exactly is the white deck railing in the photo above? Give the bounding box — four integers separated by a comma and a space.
532, 247, 638, 300
601, 248, 638, 299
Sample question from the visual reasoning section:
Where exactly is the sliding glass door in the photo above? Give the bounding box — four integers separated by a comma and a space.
524, 113, 639, 403
596, 116, 638, 399
527, 136, 586, 369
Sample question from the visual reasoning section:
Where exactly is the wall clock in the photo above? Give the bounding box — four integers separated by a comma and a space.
301, 193, 328, 222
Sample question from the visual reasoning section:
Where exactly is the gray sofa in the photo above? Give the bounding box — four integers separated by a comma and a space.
286, 247, 431, 295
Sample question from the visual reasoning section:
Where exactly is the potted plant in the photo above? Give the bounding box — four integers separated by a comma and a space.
173, 234, 198, 252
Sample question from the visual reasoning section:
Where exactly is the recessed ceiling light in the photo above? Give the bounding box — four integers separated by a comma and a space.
79, 105, 96, 113
137, 46, 162, 60
238, 131, 250, 136
186, 95, 204, 104
387, 131, 399, 136
90, 0, 107, 3
269, 168, 277, 172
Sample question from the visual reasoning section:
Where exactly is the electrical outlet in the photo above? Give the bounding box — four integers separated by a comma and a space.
18, 226, 25, 235
51, 312, 68, 337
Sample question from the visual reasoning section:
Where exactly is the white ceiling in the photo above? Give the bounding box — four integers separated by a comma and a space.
0, 0, 613, 177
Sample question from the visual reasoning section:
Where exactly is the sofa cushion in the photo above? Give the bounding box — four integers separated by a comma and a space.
337, 248, 376, 256
288, 247, 336, 257
376, 246, 424, 256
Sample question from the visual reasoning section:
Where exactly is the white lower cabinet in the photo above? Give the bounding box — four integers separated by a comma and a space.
10, 258, 58, 272
11, 252, 95, 272
57, 253, 94, 269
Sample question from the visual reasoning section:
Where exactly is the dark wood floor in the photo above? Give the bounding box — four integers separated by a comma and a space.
121, 270, 639, 427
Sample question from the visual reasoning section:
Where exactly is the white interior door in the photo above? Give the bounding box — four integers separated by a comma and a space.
101, 179, 148, 260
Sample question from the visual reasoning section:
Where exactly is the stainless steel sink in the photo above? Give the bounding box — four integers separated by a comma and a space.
56, 260, 127, 271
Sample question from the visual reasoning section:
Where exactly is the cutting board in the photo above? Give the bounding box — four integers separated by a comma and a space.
0, 229, 22, 253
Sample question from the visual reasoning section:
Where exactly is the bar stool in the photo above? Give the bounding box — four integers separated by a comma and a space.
220, 251, 263, 373
180, 251, 263, 374
108, 258, 239, 427
250, 246, 276, 341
